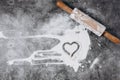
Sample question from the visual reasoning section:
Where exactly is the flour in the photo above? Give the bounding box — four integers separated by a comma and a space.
6, 14, 91, 72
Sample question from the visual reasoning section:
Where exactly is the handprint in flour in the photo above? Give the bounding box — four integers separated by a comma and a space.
7, 25, 90, 72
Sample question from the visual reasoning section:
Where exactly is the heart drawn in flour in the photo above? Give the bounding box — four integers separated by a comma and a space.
63, 42, 80, 57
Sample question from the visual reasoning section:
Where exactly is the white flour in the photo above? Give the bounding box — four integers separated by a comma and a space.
4, 14, 91, 72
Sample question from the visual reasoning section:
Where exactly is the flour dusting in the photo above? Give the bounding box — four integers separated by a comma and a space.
5, 13, 91, 72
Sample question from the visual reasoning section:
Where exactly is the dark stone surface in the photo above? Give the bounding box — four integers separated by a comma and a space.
0, 0, 120, 80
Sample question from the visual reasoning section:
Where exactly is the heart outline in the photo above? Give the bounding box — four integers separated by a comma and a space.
62, 42, 80, 57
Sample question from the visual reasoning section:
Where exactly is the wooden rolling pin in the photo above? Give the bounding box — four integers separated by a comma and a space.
56, 0, 120, 44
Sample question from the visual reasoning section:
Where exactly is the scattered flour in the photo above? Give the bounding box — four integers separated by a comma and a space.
4, 14, 91, 72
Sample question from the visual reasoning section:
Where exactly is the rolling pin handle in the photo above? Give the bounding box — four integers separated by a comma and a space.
103, 31, 120, 44
56, 0, 73, 14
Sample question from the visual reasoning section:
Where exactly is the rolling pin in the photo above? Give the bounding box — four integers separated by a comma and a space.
56, 0, 120, 44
